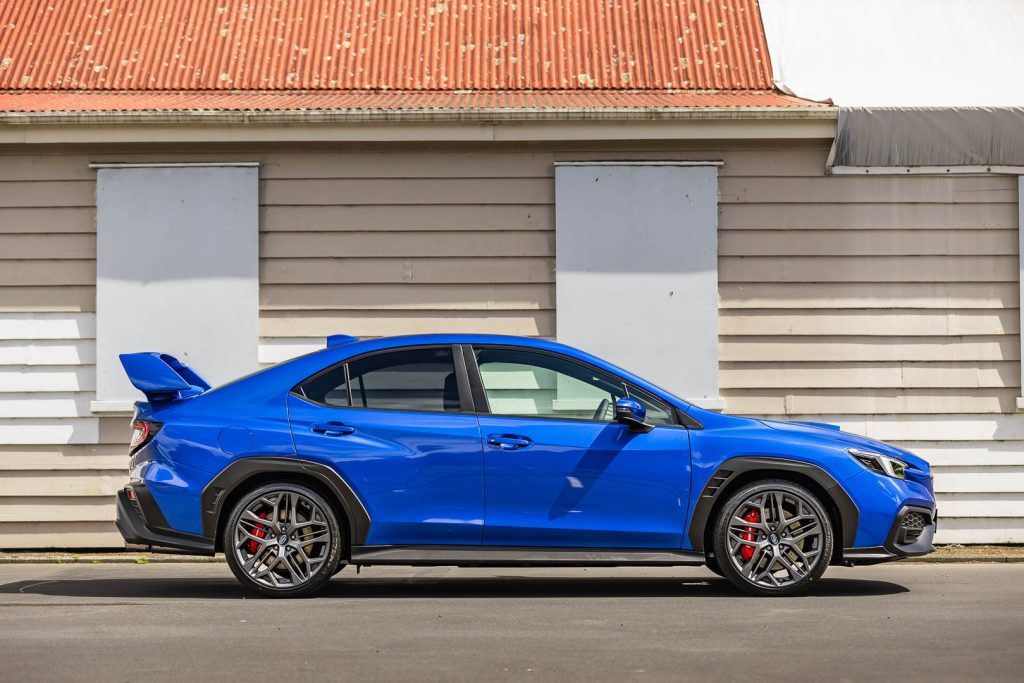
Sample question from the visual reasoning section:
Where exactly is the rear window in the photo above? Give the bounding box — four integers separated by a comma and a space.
296, 346, 461, 413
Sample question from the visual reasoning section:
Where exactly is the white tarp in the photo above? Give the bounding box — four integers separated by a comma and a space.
760, 0, 1024, 107
759, 0, 1024, 166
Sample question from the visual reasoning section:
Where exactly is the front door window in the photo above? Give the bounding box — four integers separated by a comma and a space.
474, 347, 626, 422
474, 347, 677, 426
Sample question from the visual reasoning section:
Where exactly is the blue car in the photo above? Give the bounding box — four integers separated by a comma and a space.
116, 334, 936, 597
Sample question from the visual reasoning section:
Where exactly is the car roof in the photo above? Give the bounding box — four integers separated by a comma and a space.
323, 334, 688, 405
329, 334, 627, 364
341, 333, 568, 350
194, 333, 697, 417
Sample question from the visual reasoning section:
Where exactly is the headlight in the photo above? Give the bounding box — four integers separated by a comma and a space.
849, 449, 906, 480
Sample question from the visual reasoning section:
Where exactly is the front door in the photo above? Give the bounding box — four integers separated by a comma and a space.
288, 345, 484, 546
470, 346, 692, 549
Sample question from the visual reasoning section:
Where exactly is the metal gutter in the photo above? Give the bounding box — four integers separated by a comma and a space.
0, 105, 836, 126
0, 106, 837, 144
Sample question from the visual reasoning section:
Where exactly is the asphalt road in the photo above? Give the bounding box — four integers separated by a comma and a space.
0, 562, 1021, 682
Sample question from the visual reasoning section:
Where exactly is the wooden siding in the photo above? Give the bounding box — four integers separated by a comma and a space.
717, 146, 1020, 418
0, 144, 1022, 546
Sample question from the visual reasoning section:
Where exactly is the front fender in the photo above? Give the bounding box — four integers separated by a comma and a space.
686, 456, 859, 551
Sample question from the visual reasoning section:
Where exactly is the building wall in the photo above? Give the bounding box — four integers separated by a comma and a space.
0, 140, 1019, 547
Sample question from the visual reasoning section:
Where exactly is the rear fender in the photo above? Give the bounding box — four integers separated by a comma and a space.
201, 457, 371, 551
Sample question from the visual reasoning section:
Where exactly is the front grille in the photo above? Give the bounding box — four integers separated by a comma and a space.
898, 511, 930, 544
903, 512, 927, 530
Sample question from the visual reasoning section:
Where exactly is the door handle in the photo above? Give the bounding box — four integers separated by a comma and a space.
487, 434, 532, 450
311, 422, 355, 436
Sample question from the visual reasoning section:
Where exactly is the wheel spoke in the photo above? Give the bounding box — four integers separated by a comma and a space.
254, 556, 281, 585
750, 555, 776, 584
777, 552, 805, 581
789, 521, 821, 544
288, 493, 300, 527
772, 492, 788, 527
244, 544, 276, 574
240, 509, 276, 533
235, 529, 269, 548
285, 553, 309, 584
297, 529, 331, 548
782, 540, 813, 565
730, 515, 768, 531
740, 545, 768, 577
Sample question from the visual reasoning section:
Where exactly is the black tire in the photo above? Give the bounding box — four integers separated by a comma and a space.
712, 479, 833, 597
704, 554, 726, 578
224, 482, 343, 598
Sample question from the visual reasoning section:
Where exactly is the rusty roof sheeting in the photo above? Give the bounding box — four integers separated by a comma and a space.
0, 0, 774, 92
0, 89, 822, 115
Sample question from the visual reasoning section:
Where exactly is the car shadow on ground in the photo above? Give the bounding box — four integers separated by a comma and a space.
0, 575, 909, 600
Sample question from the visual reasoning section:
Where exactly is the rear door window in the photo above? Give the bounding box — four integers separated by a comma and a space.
296, 346, 461, 413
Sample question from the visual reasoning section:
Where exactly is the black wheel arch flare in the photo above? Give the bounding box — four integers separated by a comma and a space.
688, 456, 859, 552
201, 457, 371, 551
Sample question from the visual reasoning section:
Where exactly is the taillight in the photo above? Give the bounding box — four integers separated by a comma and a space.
129, 419, 161, 455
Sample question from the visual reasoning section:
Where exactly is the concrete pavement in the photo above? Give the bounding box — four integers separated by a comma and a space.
0, 562, 1022, 682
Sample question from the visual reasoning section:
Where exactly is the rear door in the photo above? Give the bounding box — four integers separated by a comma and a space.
469, 346, 692, 549
288, 345, 484, 546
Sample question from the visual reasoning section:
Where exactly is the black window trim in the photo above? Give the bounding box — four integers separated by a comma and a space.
464, 343, 690, 429
290, 343, 475, 415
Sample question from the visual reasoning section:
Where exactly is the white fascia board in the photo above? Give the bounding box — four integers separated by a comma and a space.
0, 114, 837, 145
555, 161, 724, 166
830, 165, 1024, 175
89, 162, 259, 169
89, 400, 136, 414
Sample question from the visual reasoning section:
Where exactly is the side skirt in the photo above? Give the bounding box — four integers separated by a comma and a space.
350, 545, 705, 567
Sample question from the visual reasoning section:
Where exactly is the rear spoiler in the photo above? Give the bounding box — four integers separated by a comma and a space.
119, 353, 211, 404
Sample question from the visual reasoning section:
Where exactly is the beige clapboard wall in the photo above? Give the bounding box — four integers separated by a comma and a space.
0, 141, 1019, 547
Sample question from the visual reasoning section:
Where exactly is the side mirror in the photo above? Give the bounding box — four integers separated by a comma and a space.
614, 397, 653, 433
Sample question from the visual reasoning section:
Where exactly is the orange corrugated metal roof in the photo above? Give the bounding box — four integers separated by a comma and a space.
0, 0, 810, 113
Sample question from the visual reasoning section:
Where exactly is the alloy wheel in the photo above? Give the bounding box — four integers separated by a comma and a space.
725, 489, 824, 589
231, 489, 333, 590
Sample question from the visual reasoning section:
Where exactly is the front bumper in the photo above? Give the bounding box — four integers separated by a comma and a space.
842, 505, 937, 565
116, 483, 215, 556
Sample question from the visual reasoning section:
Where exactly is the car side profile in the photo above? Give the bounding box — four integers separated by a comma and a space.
116, 334, 936, 597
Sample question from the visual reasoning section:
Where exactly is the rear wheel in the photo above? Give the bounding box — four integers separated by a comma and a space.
224, 482, 342, 598
712, 479, 833, 596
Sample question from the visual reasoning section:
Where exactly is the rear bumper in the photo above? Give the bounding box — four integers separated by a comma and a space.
842, 505, 937, 566
116, 484, 215, 556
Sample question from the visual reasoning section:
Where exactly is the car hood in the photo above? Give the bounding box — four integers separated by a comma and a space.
759, 419, 930, 473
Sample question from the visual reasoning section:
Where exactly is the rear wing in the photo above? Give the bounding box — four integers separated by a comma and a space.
119, 353, 211, 404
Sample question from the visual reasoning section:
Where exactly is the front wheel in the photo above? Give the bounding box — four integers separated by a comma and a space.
712, 479, 833, 596
224, 482, 343, 598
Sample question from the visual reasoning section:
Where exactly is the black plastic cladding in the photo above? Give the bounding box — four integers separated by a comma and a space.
687, 457, 860, 551
201, 457, 372, 548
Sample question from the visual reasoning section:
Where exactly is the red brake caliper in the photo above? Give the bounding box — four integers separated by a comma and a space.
740, 508, 759, 561
248, 512, 269, 554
